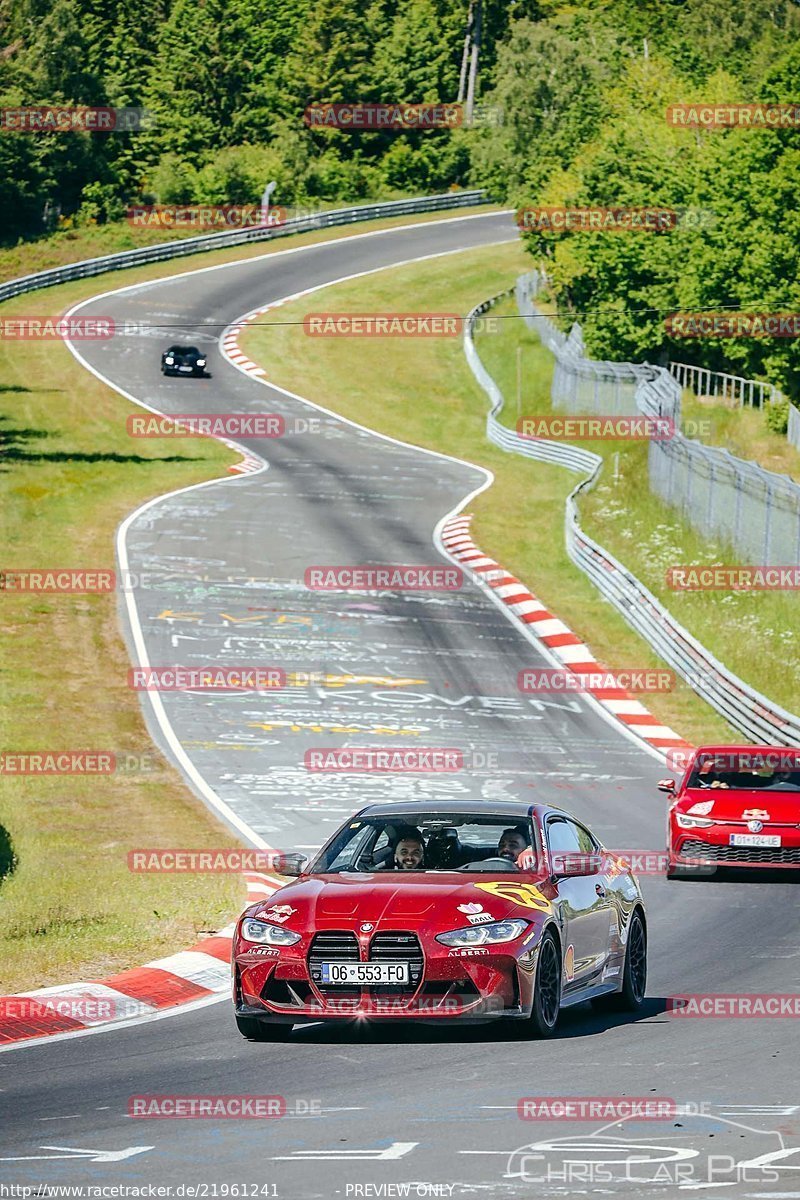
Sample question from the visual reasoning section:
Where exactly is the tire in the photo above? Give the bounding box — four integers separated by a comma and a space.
525, 929, 561, 1038
593, 909, 647, 1013
235, 1014, 293, 1041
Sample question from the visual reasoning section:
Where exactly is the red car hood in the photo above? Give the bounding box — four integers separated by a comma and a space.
679, 787, 800, 822
252, 873, 554, 929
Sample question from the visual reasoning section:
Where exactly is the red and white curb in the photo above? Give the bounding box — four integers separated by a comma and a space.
441, 514, 693, 757
0, 871, 279, 1048
222, 292, 317, 383
221, 306, 308, 475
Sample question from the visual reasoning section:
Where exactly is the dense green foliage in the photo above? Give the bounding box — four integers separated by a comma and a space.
1, 0, 798, 391
0, 0, 531, 239
469, 0, 800, 393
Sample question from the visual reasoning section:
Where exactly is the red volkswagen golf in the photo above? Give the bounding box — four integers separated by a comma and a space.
232, 800, 647, 1041
665, 745, 800, 876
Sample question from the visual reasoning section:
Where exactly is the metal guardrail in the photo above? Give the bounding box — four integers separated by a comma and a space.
0, 191, 489, 305
464, 289, 800, 747
468, 291, 599, 474
789, 402, 800, 452
669, 361, 781, 409
517, 271, 800, 566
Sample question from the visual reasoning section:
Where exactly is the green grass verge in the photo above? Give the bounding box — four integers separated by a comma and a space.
0, 336, 246, 993
678, 390, 800, 481
482, 294, 799, 719
0, 200, 497, 285
0, 205, 503, 993
239, 245, 738, 747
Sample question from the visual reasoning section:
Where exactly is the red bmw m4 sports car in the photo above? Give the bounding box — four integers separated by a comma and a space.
232, 800, 647, 1041
664, 745, 800, 876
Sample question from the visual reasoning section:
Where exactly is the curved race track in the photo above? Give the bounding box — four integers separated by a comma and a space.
2, 212, 799, 1199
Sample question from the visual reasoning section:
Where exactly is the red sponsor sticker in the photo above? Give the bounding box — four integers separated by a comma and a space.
303, 103, 463, 129
517, 416, 675, 441
516, 207, 679, 232
129, 1095, 286, 1119
304, 747, 464, 772
128, 666, 285, 691
304, 565, 462, 590
666, 565, 800, 590
666, 313, 800, 338
0, 751, 116, 775
0, 317, 115, 339
518, 1097, 678, 1120
666, 103, 800, 129
126, 414, 285, 438
517, 668, 675, 693
669, 995, 800, 1017
127, 849, 283, 872
303, 313, 462, 336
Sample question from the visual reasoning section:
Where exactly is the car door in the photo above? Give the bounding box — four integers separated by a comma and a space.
546, 816, 615, 992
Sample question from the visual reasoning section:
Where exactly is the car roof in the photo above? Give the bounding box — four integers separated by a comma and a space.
166, 344, 200, 352
355, 800, 538, 820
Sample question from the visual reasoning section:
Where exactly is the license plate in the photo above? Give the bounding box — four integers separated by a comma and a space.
179, 365, 192, 372
320, 962, 409, 985
729, 834, 781, 847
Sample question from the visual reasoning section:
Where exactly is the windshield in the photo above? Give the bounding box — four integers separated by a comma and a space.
688, 752, 800, 792
309, 811, 538, 874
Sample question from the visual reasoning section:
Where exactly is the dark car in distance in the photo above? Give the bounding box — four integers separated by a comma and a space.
161, 344, 207, 376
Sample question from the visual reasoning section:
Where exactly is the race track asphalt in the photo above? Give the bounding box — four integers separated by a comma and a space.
2, 211, 799, 1199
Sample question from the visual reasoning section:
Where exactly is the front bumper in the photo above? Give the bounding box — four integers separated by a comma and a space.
673, 830, 800, 869
234, 949, 532, 1024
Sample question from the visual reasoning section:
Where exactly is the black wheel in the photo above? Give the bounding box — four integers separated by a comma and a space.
235, 1014, 293, 1041
525, 929, 561, 1037
593, 909, 647, 1013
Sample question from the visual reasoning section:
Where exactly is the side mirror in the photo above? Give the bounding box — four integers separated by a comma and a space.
273, 852, 309, 877
551, 852, 602, 878
658, 779, 677, 793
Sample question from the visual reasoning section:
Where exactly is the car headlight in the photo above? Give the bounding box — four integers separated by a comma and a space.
196, 358, 206, 366
165, 356, 174, 364
436, 919, 528, 947
676, 813, 714, 829
241, 918, 301, 946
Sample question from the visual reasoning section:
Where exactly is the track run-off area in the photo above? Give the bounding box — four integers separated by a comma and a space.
2, 212, 800, 1199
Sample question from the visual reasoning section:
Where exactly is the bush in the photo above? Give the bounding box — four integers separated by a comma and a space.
765, 397, 790, 436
